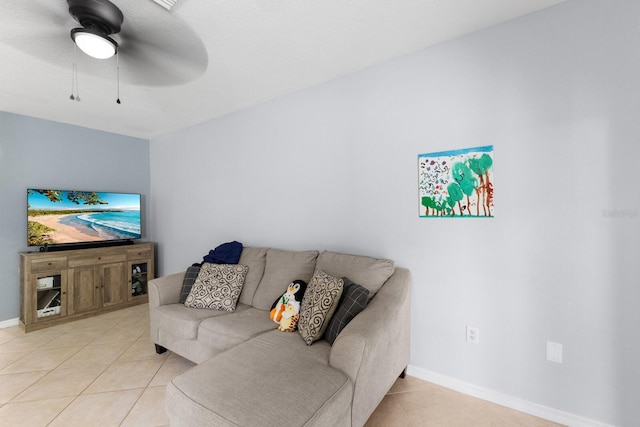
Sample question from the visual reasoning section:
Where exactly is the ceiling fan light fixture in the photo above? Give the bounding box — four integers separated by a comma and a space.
71, 28, 117, 59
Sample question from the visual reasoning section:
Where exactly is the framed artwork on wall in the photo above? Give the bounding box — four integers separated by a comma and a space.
418, 145, 494, 218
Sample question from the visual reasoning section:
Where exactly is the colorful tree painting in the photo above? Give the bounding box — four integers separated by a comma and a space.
419, 146, 494, 217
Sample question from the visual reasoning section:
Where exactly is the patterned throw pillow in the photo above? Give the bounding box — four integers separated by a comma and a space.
180, 265, 202, 304
298, 269, 344, 345
184, 263, 248, 311
323, 278, 369, 345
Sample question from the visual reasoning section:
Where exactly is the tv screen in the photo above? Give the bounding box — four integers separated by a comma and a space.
27, 189, 142, 247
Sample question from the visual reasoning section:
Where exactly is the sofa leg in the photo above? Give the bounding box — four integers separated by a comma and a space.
399, 367, 407, 379
155, 344, 167, 354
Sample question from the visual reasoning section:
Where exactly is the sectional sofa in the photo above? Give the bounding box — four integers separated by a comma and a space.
149, 247, 411, 426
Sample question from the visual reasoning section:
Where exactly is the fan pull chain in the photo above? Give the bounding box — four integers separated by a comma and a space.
70, 45, 76, 100
74, 60, 80, 101
70, 44, 80, 102
116, 52, 121, 104
69, 56, 74, 101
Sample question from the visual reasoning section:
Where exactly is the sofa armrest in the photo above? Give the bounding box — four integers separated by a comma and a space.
329, 267, 411, 427
149, 271, 186, 344
148, 271, 186, 308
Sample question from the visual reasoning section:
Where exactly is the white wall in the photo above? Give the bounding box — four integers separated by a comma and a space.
0, 112, 150, 321
150, 1, 639, 425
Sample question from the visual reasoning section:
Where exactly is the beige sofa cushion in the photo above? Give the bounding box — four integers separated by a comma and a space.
251, 249, 319, 310
155, 303, 248, 340
197, 307, 276, 353
237, 247, 268, 306
316, 251, 394, 299
166, 331, 351, 427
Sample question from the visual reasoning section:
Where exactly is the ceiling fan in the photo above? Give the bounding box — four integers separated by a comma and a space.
1, 0, 208, 87
68, 0, 124, 60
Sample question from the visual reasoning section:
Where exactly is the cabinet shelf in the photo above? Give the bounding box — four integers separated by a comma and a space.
36, 289, 61, 318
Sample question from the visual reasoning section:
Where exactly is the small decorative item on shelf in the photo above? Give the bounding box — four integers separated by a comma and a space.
37, 277, 55, 289
131, 280, 143, 296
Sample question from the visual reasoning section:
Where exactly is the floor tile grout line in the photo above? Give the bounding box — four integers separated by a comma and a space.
118, 386, 148, 425
0, 369, 51, 405
45, 393, 81, 426
3, 344, 89, 404
45, 325, 144, 426
14, 315, 135, 420
97, 308, 161, 426
47, 336, 108, 427
77, 336, 141, 396
115, 388, 147, 427
118, 354, 171, 426
5, 361, 113, 404
386, 388, 435, 396
45, 388, 147, 427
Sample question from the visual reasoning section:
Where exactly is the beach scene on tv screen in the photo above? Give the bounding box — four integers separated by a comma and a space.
27, 189, 141, 246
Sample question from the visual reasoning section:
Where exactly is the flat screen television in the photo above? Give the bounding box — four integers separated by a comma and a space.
27, 189, 142, 249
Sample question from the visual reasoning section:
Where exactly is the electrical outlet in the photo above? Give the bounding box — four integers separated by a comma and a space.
547, 341, 563, 363
466, 326, 479, 344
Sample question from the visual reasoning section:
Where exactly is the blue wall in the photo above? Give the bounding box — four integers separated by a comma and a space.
0, 112, 150, 321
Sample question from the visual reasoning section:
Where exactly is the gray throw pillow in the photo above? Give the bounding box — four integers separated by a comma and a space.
180, 265, 202, 304
324, 277, 369, 345
184, 263, 248, 311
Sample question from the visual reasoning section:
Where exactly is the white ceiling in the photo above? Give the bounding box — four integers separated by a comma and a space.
0, 0, 566, 140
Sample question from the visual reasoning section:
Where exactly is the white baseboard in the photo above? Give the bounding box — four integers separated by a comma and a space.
0, 317, 19, 329
407, 365, 614, 427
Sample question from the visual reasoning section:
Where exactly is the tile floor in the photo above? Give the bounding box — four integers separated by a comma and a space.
0, 304, 562, 427
365, 376, 563, 427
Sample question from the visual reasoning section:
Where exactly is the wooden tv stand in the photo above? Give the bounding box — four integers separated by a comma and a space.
19, 242, 155, 332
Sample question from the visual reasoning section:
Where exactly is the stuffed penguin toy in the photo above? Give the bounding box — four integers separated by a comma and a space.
270, 280, 307, 324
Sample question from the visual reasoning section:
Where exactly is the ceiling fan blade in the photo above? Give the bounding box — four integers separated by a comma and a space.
0, 0, 72, 30
1, 0, 76, 66
112, 0, 208, 86
118, 30, 208, 86
2, 31, 73, 65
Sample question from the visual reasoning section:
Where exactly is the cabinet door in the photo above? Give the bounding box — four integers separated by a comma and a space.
68, 267, 101, 314
101, 262, 126, 307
